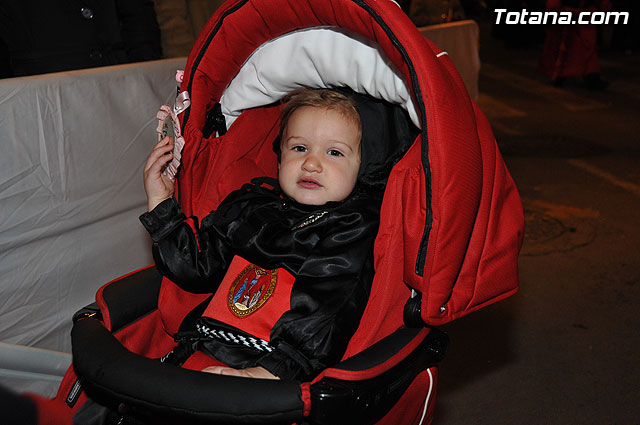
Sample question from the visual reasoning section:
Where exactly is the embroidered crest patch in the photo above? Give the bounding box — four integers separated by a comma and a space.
227, 265, 276, 317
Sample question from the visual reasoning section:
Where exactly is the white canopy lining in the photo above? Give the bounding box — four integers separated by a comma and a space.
220, 26, 421, 130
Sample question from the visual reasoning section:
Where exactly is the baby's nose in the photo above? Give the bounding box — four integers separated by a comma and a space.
302, 155, 322, 172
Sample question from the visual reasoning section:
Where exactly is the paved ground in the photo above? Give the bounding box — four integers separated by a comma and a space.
434, 19, 640, 425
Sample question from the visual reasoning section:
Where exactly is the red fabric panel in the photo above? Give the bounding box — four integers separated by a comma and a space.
411, 42, 483, 324
442, 104, 523, 320
113, 310, 176, 359
203, 256, 295, 342
186, 105, 281, 218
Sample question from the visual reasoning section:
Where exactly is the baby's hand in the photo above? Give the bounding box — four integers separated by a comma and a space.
201, 365, 279, 380
144, 136, 175, 211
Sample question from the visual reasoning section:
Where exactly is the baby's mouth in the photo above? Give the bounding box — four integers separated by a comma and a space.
297, 178, 322, 189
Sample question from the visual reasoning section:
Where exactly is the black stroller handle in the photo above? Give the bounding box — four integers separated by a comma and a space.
72, 317, 305, 424
72, 316, 447, 425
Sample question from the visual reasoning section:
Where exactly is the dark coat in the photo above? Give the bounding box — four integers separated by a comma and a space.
0, 0, 161, 77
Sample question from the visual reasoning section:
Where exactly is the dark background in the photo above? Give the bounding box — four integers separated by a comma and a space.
435, 11, 639, 425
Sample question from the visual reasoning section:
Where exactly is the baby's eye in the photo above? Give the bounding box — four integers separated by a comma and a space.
328, 149, 344, 157
292, 145, 307, 152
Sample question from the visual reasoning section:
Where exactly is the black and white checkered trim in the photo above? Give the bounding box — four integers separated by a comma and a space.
196, 322, 275, 353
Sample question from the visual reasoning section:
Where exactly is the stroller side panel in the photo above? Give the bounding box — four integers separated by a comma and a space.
411, 44, 523, 323
434, 102, 523, 321
344, 140, 424, 357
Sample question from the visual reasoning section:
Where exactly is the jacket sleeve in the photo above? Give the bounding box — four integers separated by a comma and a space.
256, 205, 379, 380
139, 196, 233, 293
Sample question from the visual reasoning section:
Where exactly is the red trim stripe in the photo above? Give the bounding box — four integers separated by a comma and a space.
300, 382, 312, 417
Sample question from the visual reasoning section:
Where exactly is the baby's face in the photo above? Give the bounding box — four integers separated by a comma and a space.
278, 106, 361, 205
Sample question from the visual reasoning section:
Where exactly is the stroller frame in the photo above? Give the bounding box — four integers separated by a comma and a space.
37, 0, 523, 424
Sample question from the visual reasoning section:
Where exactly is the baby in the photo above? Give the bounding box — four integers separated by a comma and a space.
141, 88, 382, 380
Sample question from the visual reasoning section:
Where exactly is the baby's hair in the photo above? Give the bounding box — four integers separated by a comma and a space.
277, 88, 361, 150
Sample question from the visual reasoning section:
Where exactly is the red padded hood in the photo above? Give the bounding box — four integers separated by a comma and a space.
158, 0, 524, 353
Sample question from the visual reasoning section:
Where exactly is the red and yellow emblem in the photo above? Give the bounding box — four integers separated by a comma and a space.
227, 265, 277, 317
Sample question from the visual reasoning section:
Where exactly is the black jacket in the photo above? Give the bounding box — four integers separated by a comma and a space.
140, 178, 381, 380
0, 0, 161, 77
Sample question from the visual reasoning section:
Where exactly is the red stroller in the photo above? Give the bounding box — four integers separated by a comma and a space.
28, 0, 523, 423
